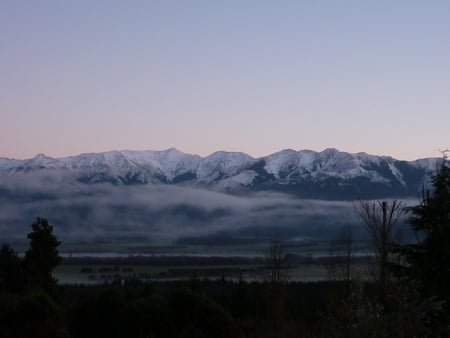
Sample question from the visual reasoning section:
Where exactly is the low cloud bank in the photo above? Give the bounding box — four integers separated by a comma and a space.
0, 173, 415, 244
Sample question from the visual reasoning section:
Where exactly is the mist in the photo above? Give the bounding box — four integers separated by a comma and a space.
0, 172, 415, 245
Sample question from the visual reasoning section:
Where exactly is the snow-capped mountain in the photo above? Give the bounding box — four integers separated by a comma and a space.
0, 148, 444, 243
0, 148, 440, 200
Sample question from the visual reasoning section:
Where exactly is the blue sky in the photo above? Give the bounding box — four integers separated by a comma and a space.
1, 1, 449, 160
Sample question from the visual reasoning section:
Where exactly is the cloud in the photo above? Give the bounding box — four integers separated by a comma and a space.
0, 172, 414, 245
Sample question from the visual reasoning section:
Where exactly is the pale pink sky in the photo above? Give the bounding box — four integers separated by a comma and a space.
1, 1, 449, 161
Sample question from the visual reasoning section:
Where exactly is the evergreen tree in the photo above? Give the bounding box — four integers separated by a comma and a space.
0, 244, 24, 293
23, 217, 62, 294
398, 153, 450, 301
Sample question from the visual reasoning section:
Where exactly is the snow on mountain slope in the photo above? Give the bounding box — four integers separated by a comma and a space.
26, 153, 67, 169
0, 157, 25, 171
58, 151, 158, 183
411, 158, 440, 171
120, 148, 201, 181
150, 148, 202, 181
0, 148, 442, 199
217, 170, 259, 190
387, 162, 406, 187
196, 151, 255, 182
263, 148, 391, 183
263, 149, 307, 178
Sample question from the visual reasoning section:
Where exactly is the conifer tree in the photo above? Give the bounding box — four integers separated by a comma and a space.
23, 217, 62, 294
0, 244, 23, 293
398, 152, 450, 301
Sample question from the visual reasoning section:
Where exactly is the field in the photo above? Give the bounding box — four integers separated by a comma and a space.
54, 262, 334, 284
53, 239, 373, 284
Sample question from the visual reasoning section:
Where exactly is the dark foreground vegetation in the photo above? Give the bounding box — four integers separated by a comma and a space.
0, 155, 449, 338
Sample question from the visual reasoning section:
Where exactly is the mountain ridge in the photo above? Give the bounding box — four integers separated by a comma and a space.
0, 147, 436, 163
0, 148, 440, 200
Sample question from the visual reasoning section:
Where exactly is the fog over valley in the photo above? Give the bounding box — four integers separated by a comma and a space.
0, 179, 363, 244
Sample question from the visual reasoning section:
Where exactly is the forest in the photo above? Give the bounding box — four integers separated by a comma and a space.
0, 157, 449, 338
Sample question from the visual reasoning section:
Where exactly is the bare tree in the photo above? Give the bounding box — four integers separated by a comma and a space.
355, 200, 405, 300
326, 224, 357, 296
264, 239, 290, 284
263, 239, 290, 335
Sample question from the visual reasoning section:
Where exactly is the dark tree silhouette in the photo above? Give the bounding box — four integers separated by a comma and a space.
264, 239, 289, 284
262, 239, 290, 335
0, 244, 24, 293
398, 153, 450, 301
355, 200, 405, 300
168, 287, 237, 338
326, 225, 357, 297
23, 217, 62, 294
10, 291, 68, 338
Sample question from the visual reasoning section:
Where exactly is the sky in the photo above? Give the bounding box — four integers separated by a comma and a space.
1, 1, 449, 161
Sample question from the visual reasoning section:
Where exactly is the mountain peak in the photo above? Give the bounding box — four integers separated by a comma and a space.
321, 148, 340, 155
33, 153, 50, 159
162, 147, 183, 154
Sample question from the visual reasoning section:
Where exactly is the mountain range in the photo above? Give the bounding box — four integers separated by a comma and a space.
0, 148, 442, 244
0, 148, 438, 200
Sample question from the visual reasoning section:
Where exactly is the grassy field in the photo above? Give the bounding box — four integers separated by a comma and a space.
54, 262, 337, 284
52, 239, 373, 284
58, 239, 372, 257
